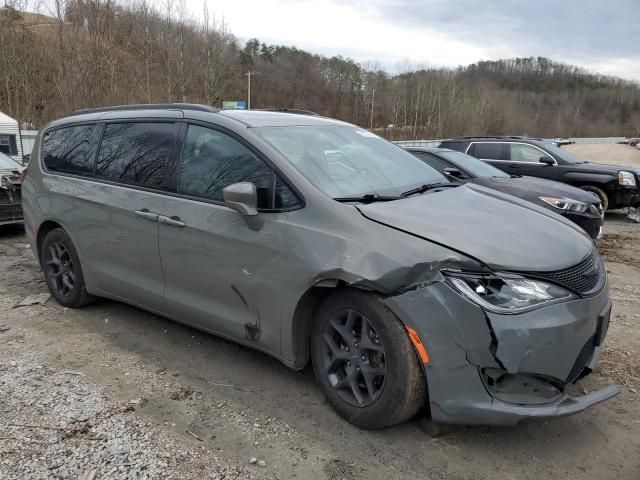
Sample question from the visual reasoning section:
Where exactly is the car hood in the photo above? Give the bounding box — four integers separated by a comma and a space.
357, 184, 593, 272
571, 162, 635, 175
469, 176, 600, 205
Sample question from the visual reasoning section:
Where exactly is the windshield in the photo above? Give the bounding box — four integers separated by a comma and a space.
0, 151, 21, 170
254, 126, 447, 198
437, 150, 509, 178
542, 142, 585, 164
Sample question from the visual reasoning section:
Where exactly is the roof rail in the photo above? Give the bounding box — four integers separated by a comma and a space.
71, 103, 220, 116
257, 108, 320, 116
456, 135, 541, 140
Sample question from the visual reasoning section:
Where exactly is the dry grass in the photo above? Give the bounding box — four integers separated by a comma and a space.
596, 345, 640, 387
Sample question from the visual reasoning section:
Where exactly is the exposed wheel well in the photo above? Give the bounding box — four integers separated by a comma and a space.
291, 282, 388, 369
291, 286, 333, 369
36, 220, 63, 265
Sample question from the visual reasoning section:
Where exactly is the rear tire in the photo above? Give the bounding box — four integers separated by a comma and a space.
580, 185, 609, 212
310, 289, 426, 429
41, 228, 94, 308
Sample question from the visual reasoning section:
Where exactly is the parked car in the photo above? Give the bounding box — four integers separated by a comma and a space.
405, 147, 604, 240
439, 136, 640, 211
0, 151, 24, 226
628, 138, 639, 147
23, 104, 618, 428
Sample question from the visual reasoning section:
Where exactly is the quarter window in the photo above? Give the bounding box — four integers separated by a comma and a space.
510, 143, 547, 163
96, 122, 176, 189
42, 125, 96, 175
179, 125, 297, 210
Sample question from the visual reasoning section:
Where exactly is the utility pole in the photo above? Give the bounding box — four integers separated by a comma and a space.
244, 70, 255, 109
370, 88, 375, 129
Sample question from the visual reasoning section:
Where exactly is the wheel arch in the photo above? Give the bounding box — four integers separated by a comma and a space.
35, 219, 93, 291
36, 220, 65, 265
290, 279, 389, 370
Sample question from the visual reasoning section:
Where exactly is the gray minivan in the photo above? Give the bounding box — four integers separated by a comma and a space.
22, 104, 618, 428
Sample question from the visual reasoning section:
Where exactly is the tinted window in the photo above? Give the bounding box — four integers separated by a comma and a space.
179, 125, 296, 210
42, 125, 96, 175
275, 176, 299, 209
412, 152, 453, 172
437, 151, 509, 178
470, 142, 506, 160
438, 140, 467, 152
96, 122, 176, 189
510, 143, 546, 163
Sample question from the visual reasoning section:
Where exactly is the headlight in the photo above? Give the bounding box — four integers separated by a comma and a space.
540, 196, 589, 213
619, 171, 637, 186
444, 272, 575, 314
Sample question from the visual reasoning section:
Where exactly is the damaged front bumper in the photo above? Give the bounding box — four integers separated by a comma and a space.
1, 172, 23, 226
386, 281, 620, 426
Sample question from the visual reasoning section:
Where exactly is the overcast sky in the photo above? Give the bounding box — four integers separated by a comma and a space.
184, 0, 640, 81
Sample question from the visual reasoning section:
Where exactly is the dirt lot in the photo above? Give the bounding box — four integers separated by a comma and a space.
564, 142, 640, 167
1, 144, 640, 480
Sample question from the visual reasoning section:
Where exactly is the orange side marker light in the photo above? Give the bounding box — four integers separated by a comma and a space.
406, 326, 430, 364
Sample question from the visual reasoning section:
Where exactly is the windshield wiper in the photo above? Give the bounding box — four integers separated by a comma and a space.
400, 182, 460, 197
333, 193, 401, 203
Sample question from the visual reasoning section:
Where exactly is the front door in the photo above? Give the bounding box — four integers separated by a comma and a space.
506, 143, 561, 180
158, 123, 301, 352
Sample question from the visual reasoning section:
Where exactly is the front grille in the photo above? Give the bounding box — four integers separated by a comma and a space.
528, 252, 602, 294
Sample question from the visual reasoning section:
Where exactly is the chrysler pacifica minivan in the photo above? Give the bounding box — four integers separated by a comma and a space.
22, 104, 618, 428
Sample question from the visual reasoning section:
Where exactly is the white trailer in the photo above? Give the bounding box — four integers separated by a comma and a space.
0, 111, 23, 164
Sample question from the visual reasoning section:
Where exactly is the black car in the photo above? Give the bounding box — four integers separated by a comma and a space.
438, 136, 640, 211
406, 147, 604, 240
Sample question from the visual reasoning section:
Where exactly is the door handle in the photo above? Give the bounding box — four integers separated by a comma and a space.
507, 163, 521, 168
134, 209, 159, 222
159, 215, 186, 228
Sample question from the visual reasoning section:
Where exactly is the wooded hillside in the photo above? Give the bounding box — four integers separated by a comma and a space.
1, 0, 640, 139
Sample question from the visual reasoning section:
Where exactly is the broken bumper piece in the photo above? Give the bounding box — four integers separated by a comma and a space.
462, 382, 620, 423
386, 280, 619, 426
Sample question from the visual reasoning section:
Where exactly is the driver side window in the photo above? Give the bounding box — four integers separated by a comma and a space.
510, 144, 546, 163
179, 125, 299, 210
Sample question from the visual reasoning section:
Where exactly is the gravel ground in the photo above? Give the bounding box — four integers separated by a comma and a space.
1, 146, 640, 479
564, 143, 640, 168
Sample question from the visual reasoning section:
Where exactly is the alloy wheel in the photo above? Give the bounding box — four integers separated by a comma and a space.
45, 242, 76, 297
321, 309, 387, 407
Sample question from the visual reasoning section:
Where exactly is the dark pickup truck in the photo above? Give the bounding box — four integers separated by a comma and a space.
438, 136, 640, 211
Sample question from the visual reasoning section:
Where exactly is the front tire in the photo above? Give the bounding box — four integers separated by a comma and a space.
310, 289, 426, 429
41, 228, 94, 308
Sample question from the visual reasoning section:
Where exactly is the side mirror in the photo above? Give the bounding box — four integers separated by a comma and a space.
442, 167, 465, 179
539, 156, 555, 166
223, 182, 259, 216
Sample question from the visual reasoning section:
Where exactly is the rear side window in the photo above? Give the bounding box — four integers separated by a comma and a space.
96, 122, 176, 189
179, 125, 298, 210
42, 125, 96, 175
469, 142, 506, 160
